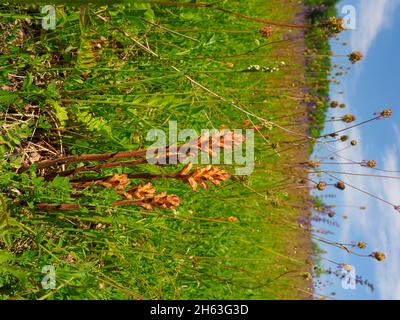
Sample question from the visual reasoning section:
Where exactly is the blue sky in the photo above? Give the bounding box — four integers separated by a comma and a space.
312, 0, 400, 299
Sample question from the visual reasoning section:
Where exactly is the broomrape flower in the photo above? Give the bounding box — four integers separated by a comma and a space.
136, 192, 181, 210
115, 182, 180, 210
96, 174, 130, 190
151, 192, 181, 210
360, 160, 377, 168
120, 182, 156, 200
348, 51, 364, 64
194, 130, 246, 157
179, 163, 230, 190
341, 114, 356, 123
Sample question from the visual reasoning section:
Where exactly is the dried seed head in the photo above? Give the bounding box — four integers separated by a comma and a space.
340, 135, 349, 142
342, 114, 356, 123
357, 241, 367, 249
316, 181, 327, 191
361, 160, 377, 168
351, 140, 358, 146
259, 26, 273, 38
324, 17, 346, 36
330, 101, 339, 108
303, 160, 320, 168
371, 252, 386, 262
378, 109, 393, 118
348, 51, 364, 64
334, 181, 346, 190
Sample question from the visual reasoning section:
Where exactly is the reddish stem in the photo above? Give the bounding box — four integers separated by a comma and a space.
145, 1, 315, 28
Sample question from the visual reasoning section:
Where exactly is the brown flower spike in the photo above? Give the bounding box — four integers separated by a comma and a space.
119, 182, 156, 200
194, 130, 246, 157
96, 174, 130, 190
144, 192, 181, 210
114, 182, 181, 210
179, 163, 230, 190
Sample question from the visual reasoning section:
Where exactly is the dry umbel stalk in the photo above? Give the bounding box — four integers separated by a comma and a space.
22, 130, 245, 179
71, 163, 232, 191
34, 181, 181, 211
145, 1, 346, 36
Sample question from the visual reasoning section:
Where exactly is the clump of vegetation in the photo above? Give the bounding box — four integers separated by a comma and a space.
0, 0, 394, 300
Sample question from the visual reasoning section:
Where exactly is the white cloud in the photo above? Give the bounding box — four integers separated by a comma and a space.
335, 122, 400, 299
371, 127, 400, 299
318, 93, 400, 299
350, 0, 400, 56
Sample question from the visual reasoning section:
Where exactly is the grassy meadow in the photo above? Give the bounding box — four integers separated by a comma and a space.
0, 0, 342, 300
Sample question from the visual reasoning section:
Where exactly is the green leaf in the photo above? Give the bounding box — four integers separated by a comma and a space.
22, 72, 33, 90
144, 9, 155, 23
46, 83, 58, 98
0, 250, 13, 264
49, 100, 68, 127
0, 91, 18, 105
0, 195, 10, 229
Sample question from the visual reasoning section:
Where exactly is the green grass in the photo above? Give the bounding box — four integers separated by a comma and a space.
0, 0, 335, 300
